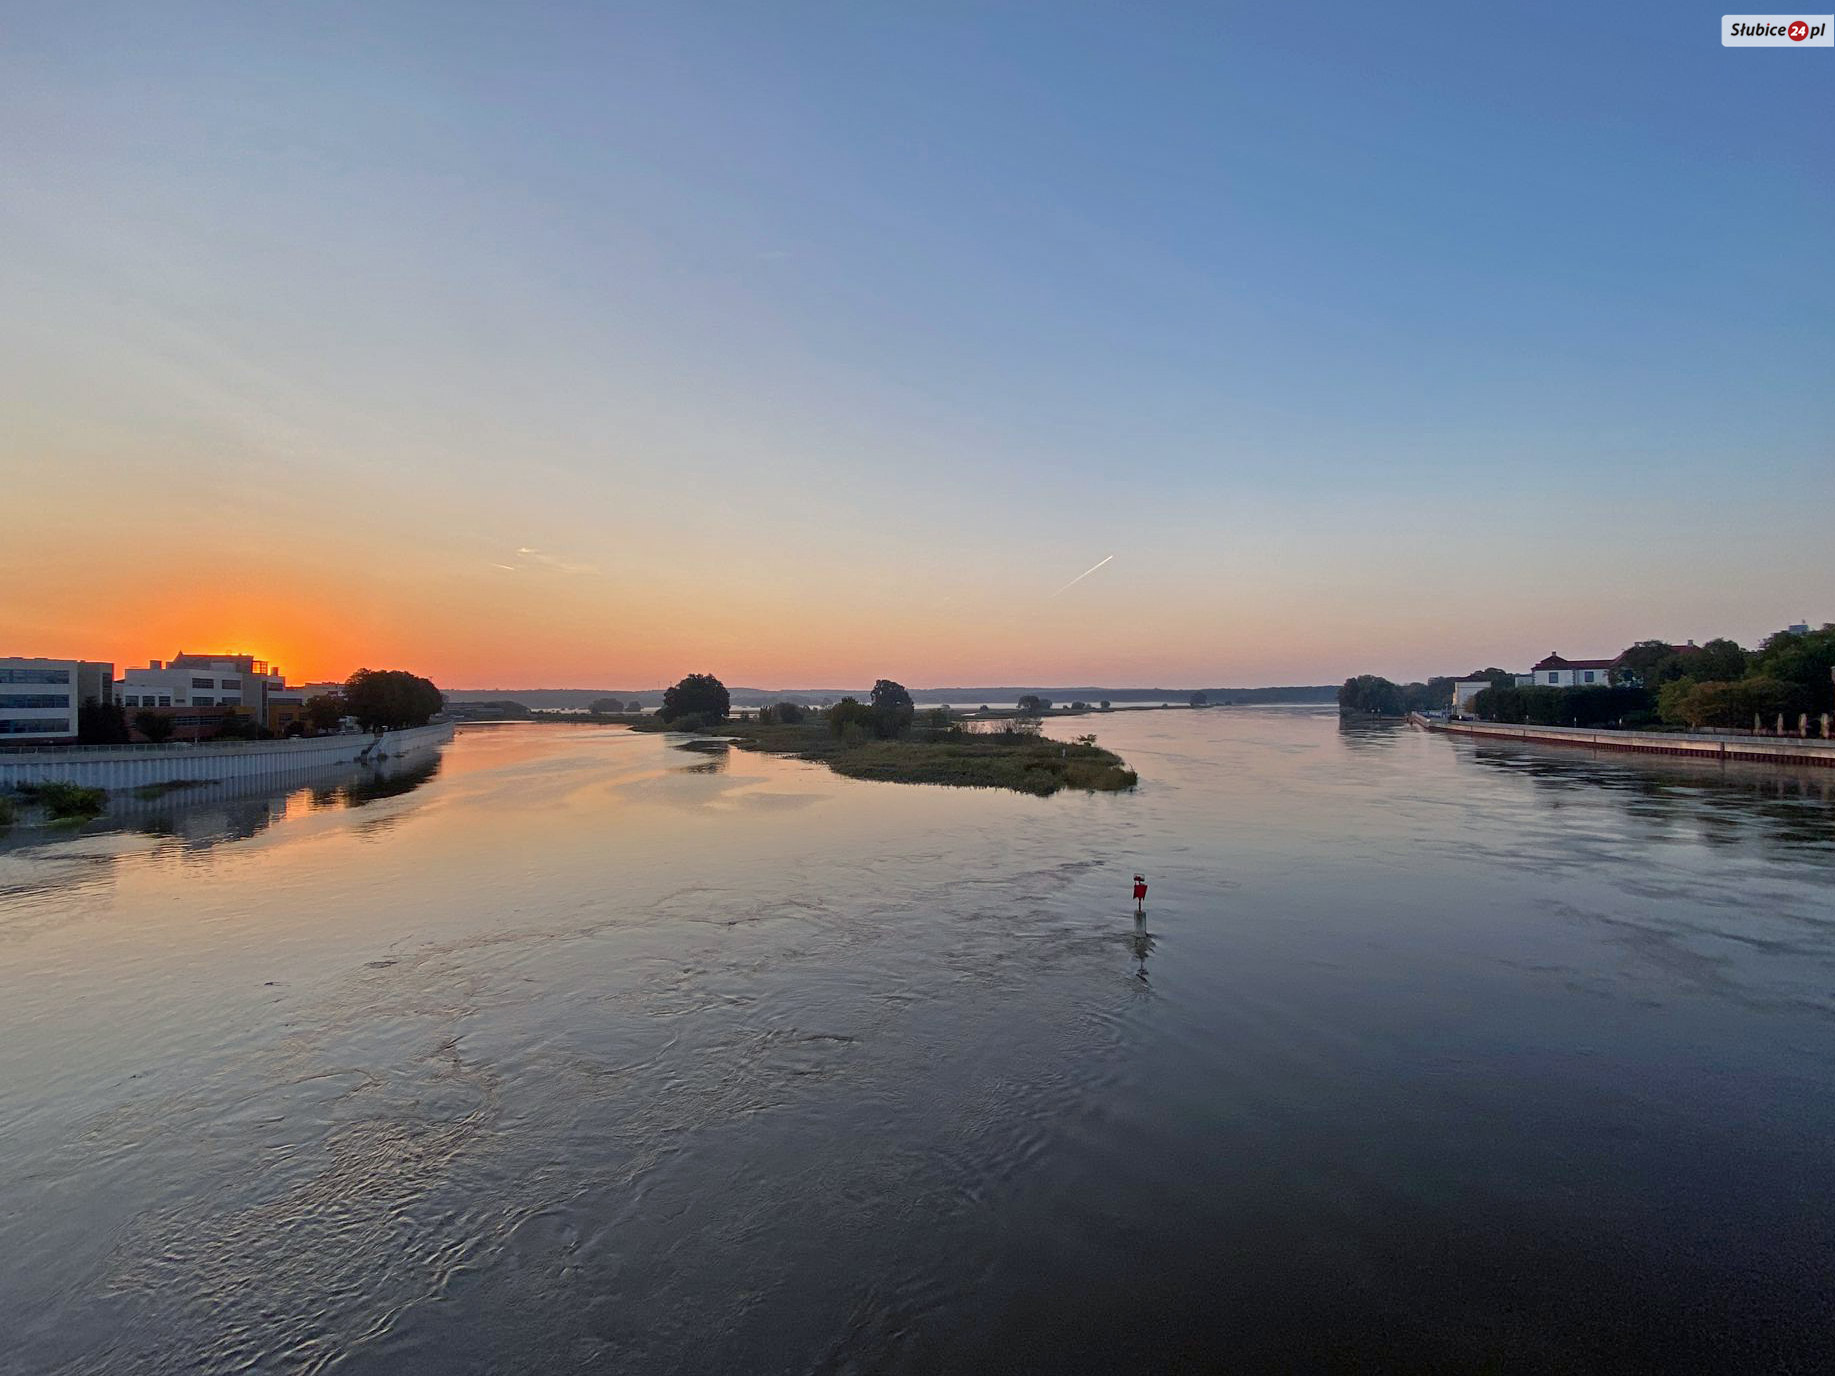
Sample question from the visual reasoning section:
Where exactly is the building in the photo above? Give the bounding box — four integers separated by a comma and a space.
1451, 679, 1506, 716
1518, 654, 1615, 688
0, 657, 115, 743
118, 652, 306, 741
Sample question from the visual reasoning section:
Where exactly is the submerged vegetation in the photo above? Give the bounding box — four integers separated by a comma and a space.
133, 779, 211, 800
15, 781, 109, 821
632, 674, 1138, 797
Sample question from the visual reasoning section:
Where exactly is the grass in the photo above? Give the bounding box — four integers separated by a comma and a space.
16, 781, 109, 820
625, 715, 1138, 797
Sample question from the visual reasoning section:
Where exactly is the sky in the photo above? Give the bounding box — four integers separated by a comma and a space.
2, 2, 1829, 688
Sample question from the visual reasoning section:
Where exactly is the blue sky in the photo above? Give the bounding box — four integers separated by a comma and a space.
3, 3, 1829, 685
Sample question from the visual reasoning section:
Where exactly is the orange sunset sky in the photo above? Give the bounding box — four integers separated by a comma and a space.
4, 7, 1827, 689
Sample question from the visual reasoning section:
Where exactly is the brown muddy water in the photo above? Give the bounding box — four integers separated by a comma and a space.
2, 710, 1834, 1373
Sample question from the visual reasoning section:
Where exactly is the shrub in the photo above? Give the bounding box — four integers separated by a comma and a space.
1473, 684, 1650, 727
0, 795, 15, 827
23, 781, 108, 820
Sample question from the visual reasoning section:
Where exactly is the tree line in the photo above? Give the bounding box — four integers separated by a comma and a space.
1341, 624, 1835, 733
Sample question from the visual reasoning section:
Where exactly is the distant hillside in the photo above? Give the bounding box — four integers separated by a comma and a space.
442, 685, 1339, 709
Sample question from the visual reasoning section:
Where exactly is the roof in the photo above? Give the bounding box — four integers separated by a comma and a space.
1530, 653, 1616, 671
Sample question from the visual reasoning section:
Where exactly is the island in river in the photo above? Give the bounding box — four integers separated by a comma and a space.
622, 713, 1138, 797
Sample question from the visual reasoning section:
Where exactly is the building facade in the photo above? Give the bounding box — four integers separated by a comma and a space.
118, 653, 305, 740
0, 658, 115, 743
1451, 679, 1501, 716
1518, 654, 1616, 688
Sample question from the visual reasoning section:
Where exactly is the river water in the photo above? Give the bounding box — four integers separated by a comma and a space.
3, 710, 1833, 1373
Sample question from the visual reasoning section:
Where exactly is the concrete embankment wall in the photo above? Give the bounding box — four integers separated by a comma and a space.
1410, 714, 1835, 768
0, 722, 455, 791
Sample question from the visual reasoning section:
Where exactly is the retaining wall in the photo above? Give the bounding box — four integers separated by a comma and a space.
1410, 714, 1835, 768
0, 722, 455, 791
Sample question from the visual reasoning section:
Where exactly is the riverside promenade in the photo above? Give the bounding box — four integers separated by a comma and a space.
0, 722, 455, 791
1410, 713, 1835, 768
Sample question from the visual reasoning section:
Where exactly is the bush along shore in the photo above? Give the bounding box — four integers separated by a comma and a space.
626, 676, 1139, 797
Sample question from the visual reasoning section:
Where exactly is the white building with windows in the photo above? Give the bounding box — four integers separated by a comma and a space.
0, 657, 115, 742
1517, 653, 1616, 688
118, 653, 285, 717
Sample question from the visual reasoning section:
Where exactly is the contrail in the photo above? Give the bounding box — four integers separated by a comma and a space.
1052, 554, 1115, 596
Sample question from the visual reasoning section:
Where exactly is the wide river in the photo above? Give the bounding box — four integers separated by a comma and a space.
3, 709, 1834, 1373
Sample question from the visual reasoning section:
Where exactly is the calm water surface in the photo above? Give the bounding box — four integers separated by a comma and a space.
3, 710, 1834, 1373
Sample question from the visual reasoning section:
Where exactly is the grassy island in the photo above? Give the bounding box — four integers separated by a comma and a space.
622, 705, 1137, 798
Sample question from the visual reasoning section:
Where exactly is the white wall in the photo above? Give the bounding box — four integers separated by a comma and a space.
0, 722, 454, 790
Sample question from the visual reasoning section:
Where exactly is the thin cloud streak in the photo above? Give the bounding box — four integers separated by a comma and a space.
1051, 554, 1115, 597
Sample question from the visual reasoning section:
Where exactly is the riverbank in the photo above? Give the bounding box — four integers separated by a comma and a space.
1411, 713, 1835, 767
0, 722, 455, 791
625, 716, 1138, 796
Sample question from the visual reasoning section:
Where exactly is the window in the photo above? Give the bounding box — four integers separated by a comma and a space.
0, 667, 71, 684
191, 677, 214, 689
158, 696, 171, 707
218, 678, 240, 690
193, 696, 214, 706
1548, 673, 1560, 684
0, 694, 69, 709
0, 719, 69, 734
1583, 671, 1596, 684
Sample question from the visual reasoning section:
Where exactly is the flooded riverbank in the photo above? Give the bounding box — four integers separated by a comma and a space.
3, 711, 1833, 1372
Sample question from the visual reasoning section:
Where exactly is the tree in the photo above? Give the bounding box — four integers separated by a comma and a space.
1099, 700, 1112, 710
1750, 624, 1835, 714
1693, 638, 1749, 683
589, 697, 624, 716
135, 710, 175, 744
626, 701, 643, 713
78, 699, 130, 745
1337, 676, 1404, 716
343, 668, 444, 732
1016, 694, 1052, 714
828, 697, 874, 741
1611, 640, 1688, 689
1189, 692, 1209, 708
1661, 677, 1808, 730
764, 701, 805, 725
305, 694, 345, 733
214, 711, 263, 741
1465, 668, 1517, 692
660, 674, 730, 723
868, 679, 915, 739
